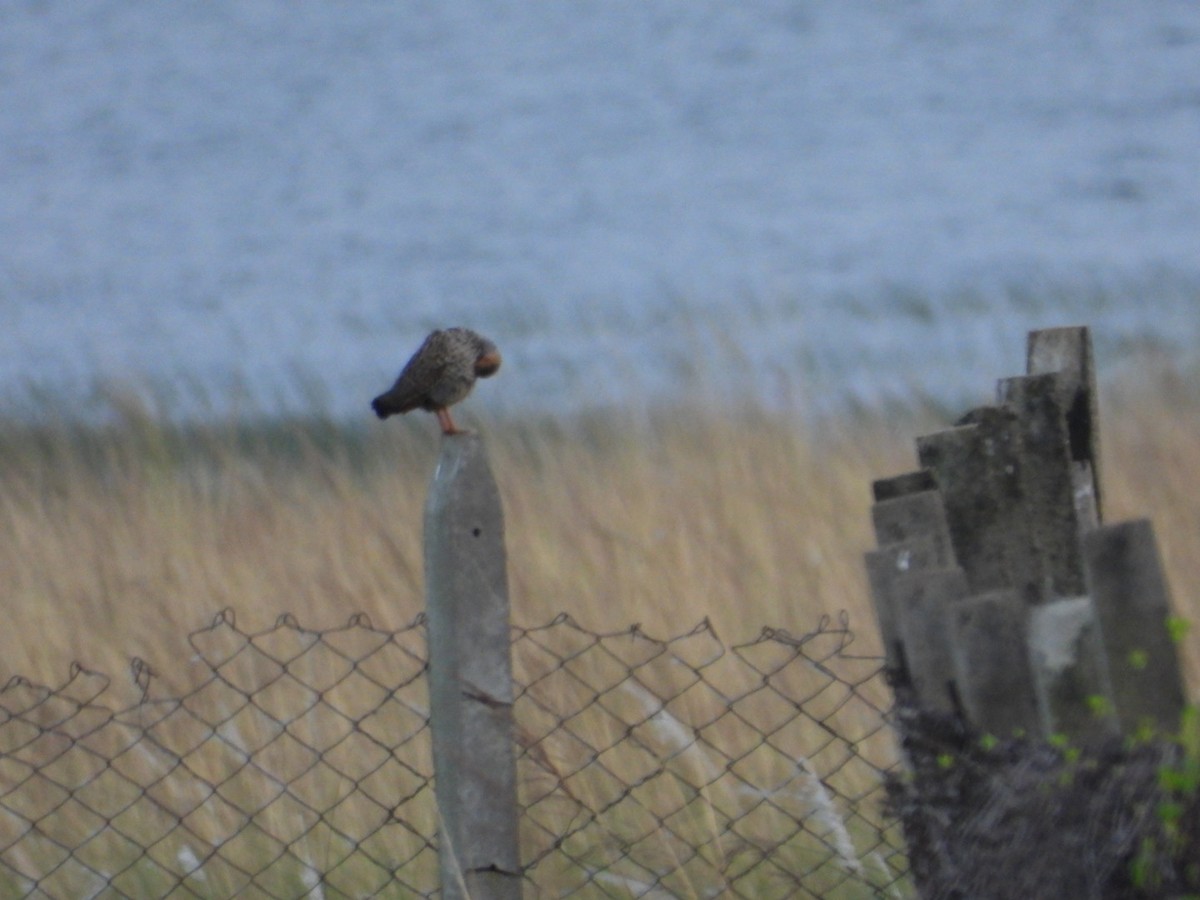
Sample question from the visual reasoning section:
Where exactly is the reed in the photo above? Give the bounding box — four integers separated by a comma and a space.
0, 371, 1196, 690
0, 366, 1197, 895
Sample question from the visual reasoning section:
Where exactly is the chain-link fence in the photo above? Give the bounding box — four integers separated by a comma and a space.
0, 610, 910, 898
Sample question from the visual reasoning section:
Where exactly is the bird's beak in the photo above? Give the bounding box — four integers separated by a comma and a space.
475, 351, 502, 377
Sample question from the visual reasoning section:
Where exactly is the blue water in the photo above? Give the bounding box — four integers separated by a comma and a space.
3, 1, 1199, 422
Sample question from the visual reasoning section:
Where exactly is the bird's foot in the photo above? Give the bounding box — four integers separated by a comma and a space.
436, 408, 465, 435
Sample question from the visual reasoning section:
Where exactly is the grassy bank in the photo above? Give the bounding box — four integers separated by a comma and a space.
1, 373, 1197, 692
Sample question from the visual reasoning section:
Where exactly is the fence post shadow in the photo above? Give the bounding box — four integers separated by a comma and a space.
424, 432, 524, 900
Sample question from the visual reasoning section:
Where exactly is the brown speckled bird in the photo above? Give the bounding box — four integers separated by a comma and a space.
371, 328, 501, 434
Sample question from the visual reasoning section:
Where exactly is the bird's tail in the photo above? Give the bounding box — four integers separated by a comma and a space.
371, 390, 417, 419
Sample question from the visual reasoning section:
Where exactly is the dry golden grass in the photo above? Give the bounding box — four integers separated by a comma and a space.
1103, 368, 1200, 690
0, 400, 929, 894
1, 372, 1198, 694
2, 365, 1198, 895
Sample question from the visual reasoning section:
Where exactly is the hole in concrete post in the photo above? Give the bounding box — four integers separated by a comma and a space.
472, 527, 482, 537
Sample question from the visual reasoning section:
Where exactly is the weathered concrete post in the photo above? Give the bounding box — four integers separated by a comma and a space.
866, 474, 959, 675
998, 372, 1091, 597
948, 589, 1042, 736
425, 433, 523, 900
865, 537, 945, 672
1026, 325, 1102, 521
1027, 596, 1119, 742
1084, 519, 1188, 735
916, 407, 1039, 602
889, 568, 970, 714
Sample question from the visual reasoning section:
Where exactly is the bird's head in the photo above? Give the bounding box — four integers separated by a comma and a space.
474, 342, 502, 378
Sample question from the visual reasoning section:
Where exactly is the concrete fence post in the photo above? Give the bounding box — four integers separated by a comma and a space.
889, 568, 970, 714
948, 589, 1042, 737
866, 481, 958, 674
1027, 596, 1119, 743
916, 409, 1038, 602
998, 372, 1089, 598
1026, 325, 1102, 520
870, 482, 956, 566
865, 537, 944, 672
1084, 519, 1187, 735
865, 327, 1187, 746
424, 433, 523, 900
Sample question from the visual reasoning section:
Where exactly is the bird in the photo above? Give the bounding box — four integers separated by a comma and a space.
371, 327, 501, 434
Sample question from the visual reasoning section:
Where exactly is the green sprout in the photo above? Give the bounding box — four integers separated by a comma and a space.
1086, 694, 1112, 718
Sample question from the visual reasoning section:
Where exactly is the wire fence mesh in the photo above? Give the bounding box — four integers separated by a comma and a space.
0, 610, 910, 898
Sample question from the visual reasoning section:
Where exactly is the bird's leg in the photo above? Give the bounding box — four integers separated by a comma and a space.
436, 408, 462, 435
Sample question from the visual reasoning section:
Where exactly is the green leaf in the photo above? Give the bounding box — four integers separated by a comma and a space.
1086, 694, 1112, 717
1157, 800, 1183, 825
1133, 720, 1157, 745
1158, 765, 1191, 794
